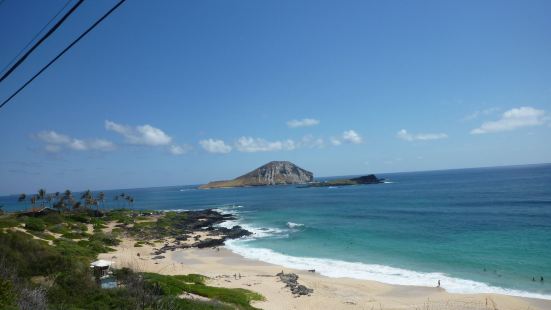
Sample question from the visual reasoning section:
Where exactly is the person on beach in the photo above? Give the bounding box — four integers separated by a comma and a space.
437, 280, 440, 287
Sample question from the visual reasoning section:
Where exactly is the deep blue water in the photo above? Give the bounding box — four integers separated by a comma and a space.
2, 164, 550, 298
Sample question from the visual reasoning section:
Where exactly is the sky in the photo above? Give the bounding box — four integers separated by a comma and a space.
0, 0, 550, 195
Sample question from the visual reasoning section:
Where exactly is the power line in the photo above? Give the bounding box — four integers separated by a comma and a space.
0, 0, 74, 77
0, 0, 126, 110
0, 0, 84, 84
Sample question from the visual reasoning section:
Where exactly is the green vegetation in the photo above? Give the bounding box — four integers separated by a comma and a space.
24, 217, 46, 231
143, 273, 264, 310
120, 210, 191, 241
0, 191, 264, 309
0, 216, 19, 229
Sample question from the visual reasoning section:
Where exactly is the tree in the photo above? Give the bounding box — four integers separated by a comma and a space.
97, 192, 105, 210
37, 189, 46, 208
125, 195, 134, 207
72, 201, 81, 211
17, 193, 26, 211
81, 190, 93, 209
30, 195, 37, 211
53, 200, 66, 213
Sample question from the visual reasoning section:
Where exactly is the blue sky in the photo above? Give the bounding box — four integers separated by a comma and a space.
0, 0, 550, 195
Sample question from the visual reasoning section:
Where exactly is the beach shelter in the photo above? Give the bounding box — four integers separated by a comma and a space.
90, 259, 112, 278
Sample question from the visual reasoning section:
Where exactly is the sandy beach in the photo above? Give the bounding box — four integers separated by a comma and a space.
98, 236, 551, 310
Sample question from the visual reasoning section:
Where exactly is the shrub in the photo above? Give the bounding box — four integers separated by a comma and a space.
0, 216, 19, 229
143, 273, 263, 310
68, 213, 91, 224
42, 213, 64, 226
0, 277, 17, 309
48, 224, 69, 235
89, 232, 120, 246
24, 218, 45, 232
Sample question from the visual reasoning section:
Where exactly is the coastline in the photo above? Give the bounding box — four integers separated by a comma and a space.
99, 235, 551, 310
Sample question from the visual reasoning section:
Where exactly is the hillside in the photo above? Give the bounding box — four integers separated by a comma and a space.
199, 161, 313, 189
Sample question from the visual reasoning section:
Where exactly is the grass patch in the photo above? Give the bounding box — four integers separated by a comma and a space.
143, 273, 264, 310
24, 217, 46, 232
0, 215, 20, 228
61, 231, 90, 239
89, 232, 120, 246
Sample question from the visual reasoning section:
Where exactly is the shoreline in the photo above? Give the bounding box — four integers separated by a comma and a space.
214, 207, 551, 302
99, 234, 551, 310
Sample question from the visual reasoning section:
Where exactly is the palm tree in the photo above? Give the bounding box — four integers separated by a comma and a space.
125, 195, 134, 207
53, 200, 66, 212
30, 195, 37, 213
46, 194, 53, 208
64, 189, 72, 200
18, 193, 27, 211
81, 190, 93, 209
97, 192, 105, 210
63, 190, 73, 207
37, 189, 46, 207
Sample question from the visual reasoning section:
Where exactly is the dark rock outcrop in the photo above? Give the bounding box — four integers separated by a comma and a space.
349, 174, 384, 184
148, 209, 253, 256
276, 272, 313, 296
302, 174, 384, 188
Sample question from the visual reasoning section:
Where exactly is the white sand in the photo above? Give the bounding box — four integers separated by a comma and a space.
99, 237, 551, 310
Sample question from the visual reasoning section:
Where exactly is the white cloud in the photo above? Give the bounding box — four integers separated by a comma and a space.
169, 144, 192, 155
68, 139, 87, 151
35, 130, 115, 152
105, 120, 172, 146
329, 137, 342, 146
36, 131, 71, 144
470, 106, 547, 134
397, 129, 448, 141
286, 118, 320, 128
199, 139, 232, 154
342, 130, 363, 144
44, 144, 61, 153
462, 107, 500, 121
235, 137, 296, 152
329, 130, 363, 145
299, 135, 325, 148
88, 139, 116, 151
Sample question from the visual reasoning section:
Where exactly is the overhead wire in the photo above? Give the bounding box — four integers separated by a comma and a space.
0, 0, 74, 77
0, 0, 127, 110
0, 0, 84, 84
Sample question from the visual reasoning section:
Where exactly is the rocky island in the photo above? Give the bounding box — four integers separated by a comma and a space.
302, 174, 385, 187
199, 161, 313, 189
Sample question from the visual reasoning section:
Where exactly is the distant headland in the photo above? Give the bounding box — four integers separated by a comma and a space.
199, 161, 313, 189
199, 161, 384, 189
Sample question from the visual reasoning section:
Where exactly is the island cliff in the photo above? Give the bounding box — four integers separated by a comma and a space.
199, 161, 313, 189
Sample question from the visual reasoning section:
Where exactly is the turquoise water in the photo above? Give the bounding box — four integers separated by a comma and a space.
2, 164, 550, 299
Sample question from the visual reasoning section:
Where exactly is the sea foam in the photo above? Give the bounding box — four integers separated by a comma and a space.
216, 204, 551, 300
286, 222, 305, 229
225, 241, 551, 300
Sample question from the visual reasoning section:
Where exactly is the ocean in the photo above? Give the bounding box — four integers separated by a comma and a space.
2, 163, 550, 299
